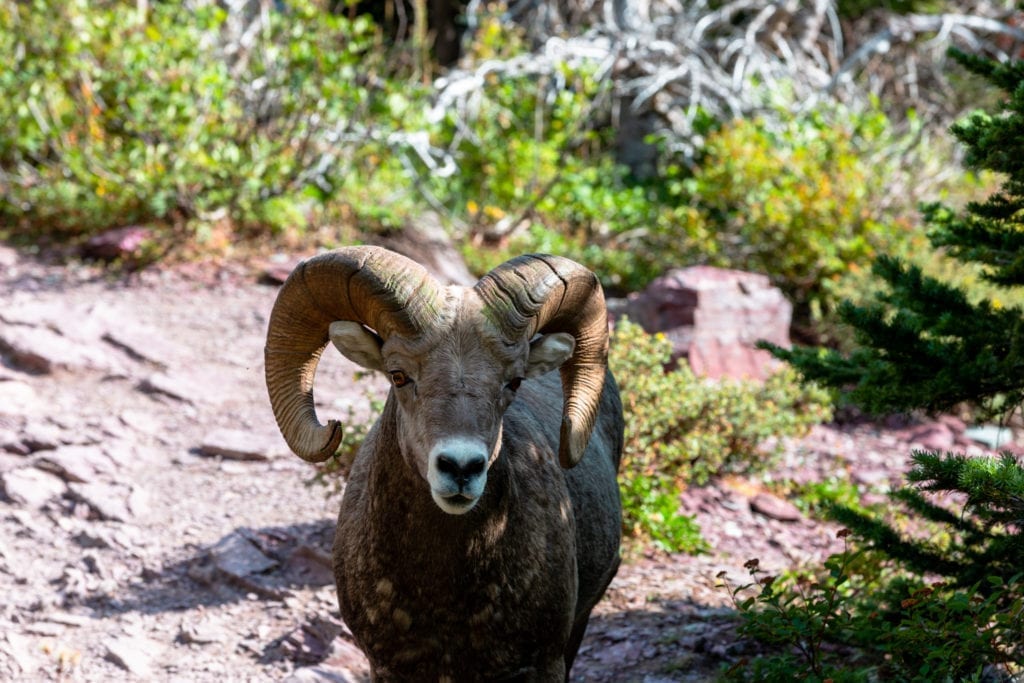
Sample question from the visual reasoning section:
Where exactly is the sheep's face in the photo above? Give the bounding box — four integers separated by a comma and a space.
329, 298, 575, 515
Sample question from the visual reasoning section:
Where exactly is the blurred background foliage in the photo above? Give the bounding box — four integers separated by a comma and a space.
2, 0, 1016, 337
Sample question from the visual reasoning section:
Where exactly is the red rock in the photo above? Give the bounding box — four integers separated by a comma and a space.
907, 422, 955, 451
626, 266, 791, 380
749, 492, 803, 522
81, 226, 153, 262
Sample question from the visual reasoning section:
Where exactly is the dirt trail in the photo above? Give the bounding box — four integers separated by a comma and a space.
0, 244, 977, 682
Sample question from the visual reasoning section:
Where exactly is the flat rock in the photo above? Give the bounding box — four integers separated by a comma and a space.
179, 617, 227, 645
0, 452, 26, 472
625, 266, 791, 381
0, 426, 29, 455
103, 325, 177, 367
284, 638, 370, 683
749, 492, 803, 522
20, 420, 64, 452
105, 633, 163, 677
964, 425, 1013, 449
35, 444, 118, 483
138, 370, 231, 405
120, 408, 166, 436
285, 545, 335, 586
200, 428, 288, 461
67, 482, 148, 522
210, 531, 278, 578
137, 372, 195, 403
269, 615, 347, 666
0, 300, 114, 344
0, 380, 42, 416
2, 631, 42, 676
1, 467, 67, 508
0, 322, 125, 375
46, 612, 93, 627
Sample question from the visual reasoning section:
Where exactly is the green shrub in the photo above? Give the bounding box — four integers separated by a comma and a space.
610, 320, 832, 551
0, 0, 396, 242
673, 107, 921, 334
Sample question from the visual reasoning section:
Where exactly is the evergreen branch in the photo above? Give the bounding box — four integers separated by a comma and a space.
827, 505, 966, 579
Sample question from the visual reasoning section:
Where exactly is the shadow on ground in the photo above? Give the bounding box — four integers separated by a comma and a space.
80, 518, 336, 618
572, 599, 745, 682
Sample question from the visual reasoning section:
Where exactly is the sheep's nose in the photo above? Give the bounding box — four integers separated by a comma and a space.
436, 453, 486, 487
428, 437, 490, 514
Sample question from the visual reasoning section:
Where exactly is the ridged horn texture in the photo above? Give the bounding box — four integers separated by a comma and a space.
265, 247, 442, 462
475, 254, 609, 469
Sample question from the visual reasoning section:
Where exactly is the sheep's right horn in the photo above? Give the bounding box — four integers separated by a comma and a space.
475, 255, 609, 469
264, 247, 442, 462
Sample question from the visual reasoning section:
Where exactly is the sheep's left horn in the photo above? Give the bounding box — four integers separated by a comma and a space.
475, 255, 608, 469
264, 247, 442, 462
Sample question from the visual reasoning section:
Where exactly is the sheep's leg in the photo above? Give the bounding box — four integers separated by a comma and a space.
535, 660, 566, 682
562, 553, 622, 679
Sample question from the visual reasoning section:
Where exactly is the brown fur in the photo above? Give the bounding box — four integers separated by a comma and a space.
331, 311, 623, 681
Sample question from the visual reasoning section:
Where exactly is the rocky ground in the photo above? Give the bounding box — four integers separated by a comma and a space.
0, 243, 1010, 682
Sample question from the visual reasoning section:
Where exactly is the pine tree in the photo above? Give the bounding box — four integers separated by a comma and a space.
763, 48, 1024, 669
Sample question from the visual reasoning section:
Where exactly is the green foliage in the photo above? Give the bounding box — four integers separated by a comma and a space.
723, 542, 1024, 681
831, 451, 1024, 591
444, 65, 924, 312
757, 49, 1024, 681
789, 477, 868, 517
619, 474, 709, 555
722, 544, 875, 682
764, 50, 1024, 416
0, 0, 399, 242
429, 40, 664, 291
767, 255, 1024, 417
677, 106, 918, 332
609, 320, 832, 551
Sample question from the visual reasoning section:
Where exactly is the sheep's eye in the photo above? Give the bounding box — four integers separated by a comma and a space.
505, 377, 523, 393
390, 370, 411, 388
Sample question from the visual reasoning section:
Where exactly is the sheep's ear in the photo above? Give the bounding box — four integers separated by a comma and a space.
329, 321, 385, 372
525, 333, 576, 378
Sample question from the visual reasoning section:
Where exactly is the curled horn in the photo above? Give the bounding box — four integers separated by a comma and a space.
264, 247, 442, 462
475, 255, 609, 469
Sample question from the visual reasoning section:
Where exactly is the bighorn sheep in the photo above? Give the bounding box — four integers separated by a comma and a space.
264, 246, 623, 681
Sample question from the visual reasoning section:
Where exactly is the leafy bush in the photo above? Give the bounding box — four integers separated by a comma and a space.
431, 57, 663, 290
0, 0, 399, 243
673, 106, 923, 336
609, 320, 832, 551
